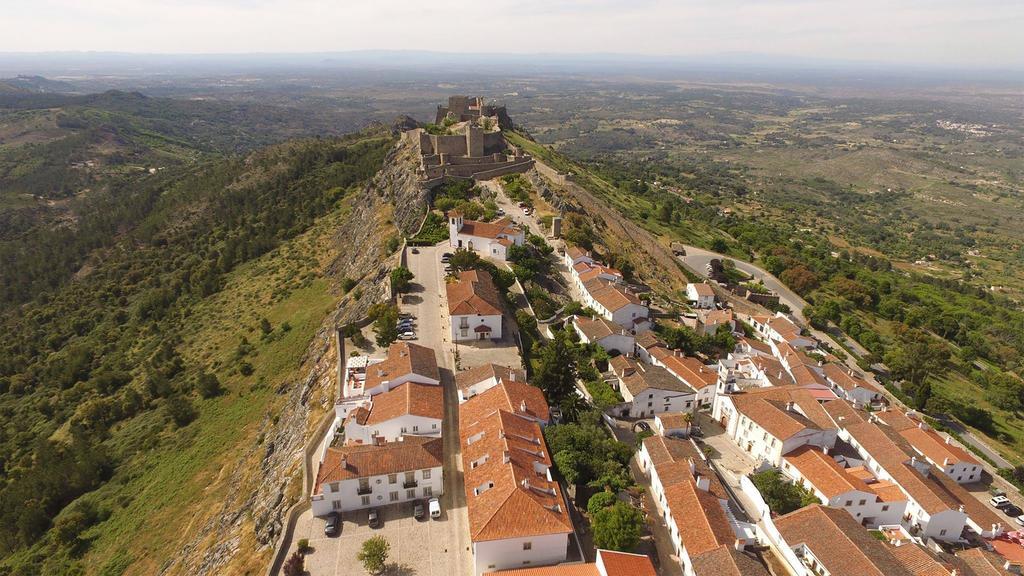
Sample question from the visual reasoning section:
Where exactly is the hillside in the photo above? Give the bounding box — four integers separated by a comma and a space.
0, 126, 432, 575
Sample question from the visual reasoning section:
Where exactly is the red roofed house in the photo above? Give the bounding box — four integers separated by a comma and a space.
686, 282, 716, 309
342, 382, 443, 444
898, 423, 982, 484
449, 211, 525, 261
361, 341, 441, 397
456, 363, 527, 403
448, 269, 504, 342
460, 380, 573, 574
311, 436, 443, 516
822, 363, 885, 408
750, 312, 816, 348
571, 315, 635, 355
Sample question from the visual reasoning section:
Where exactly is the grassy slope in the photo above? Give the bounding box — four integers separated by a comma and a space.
79, 198, 385, 575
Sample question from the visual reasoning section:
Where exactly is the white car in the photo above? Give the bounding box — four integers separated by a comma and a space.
398, 331, 417, 340
1016, 515, 1024, 526
428, 497, 441, 519
991, 495, 1011, 508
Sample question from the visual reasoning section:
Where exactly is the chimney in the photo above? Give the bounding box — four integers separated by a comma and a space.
520, 400, 528, 413
734, 538, 745, 551
822, 445, 830, 455
786, 401, 795, 412
696, 475, 711, 492
503, 450, 510, 464
910, 456, 917, 466
918, 421, 926, 429
509, 370, 516, 382
959, 504, 965, 513
945, 436, 952, 445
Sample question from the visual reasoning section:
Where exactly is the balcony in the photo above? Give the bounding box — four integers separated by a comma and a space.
403, 480, 418, 489
357, 486, 372, 495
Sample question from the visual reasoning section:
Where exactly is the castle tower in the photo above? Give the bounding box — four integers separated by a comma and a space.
466, 125, 484, 158
448, 210, 464, 248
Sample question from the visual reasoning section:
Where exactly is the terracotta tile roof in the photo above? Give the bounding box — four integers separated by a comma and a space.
588, 283, 642, 313
783, 446, 875, 500
485, 550, 656, 576
766, 315, 803, 340
577, 266, 621, 284
448, 269, 503, 316
573, 315, 629, 342
457, 215, 522, 240
889, 543, 955, 576
688, 282, 715, 297
702, 308, 733, 328
747, 355, 793, 385
739, 337, 773, 355
774, 505, 917, 576
844, 421, 964, 514
455, 363, 526, 392
609, 355, 636, 377
822, 362, 881, 394
460, 393, 572, 542
689, 545, 770, 576
873, 409, 920, 432
955, 547, 1012, 576
642, 435, 728, 500
846, 465, 876, 482
821, 398, 866, 427
899, 426, 980, 466
364, 382, 443, 425
314, 436, 443, 492
776, 341, 827, 387
730, 385, 835, 440
460, 380, 550, 424
871, 480, 909, 503
656, 412, 691, 430
620, 362, 696, 397
663, 480, 735, 557
660, 354, 719, 390
565, 246, 590, 261
925, 466, 1003, 528
635, 330, 666, 350
364, 342, 440, 392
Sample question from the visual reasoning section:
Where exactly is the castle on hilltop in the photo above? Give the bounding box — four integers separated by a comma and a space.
404, 95, 533, 185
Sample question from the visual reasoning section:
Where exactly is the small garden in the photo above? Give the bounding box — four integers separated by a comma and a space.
749, 468, 818, 515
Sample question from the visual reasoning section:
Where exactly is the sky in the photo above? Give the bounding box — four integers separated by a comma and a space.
1, 0, 1022, 69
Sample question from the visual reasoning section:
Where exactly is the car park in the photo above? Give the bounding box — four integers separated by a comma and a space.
324, 512, 340, 536
368, 508, 382, 529
413, 500, 426, 521
428, 497, 441, 519
991, 495, 1011, 508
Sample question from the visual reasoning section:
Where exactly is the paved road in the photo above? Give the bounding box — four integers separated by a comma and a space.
403, 244, 474, 575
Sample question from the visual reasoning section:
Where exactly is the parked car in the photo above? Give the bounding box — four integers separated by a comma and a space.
690, 426, 704, 438
398, 312, 415, 319
441, 253, 452, 262
397, 320, 414, 329
413, 500, 426, 521
324, 512, 340, 536
1015, 515, 1024, 526
428, 497, 441, 519
991, 495, 1011, 508
1005, 505, 1023, 518
411, 247, 419, 254
368, 508, 382, 529
496, 208, 505, 216
398, 331, 417, 340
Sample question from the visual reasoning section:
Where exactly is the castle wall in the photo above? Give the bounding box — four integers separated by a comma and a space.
431, 134, 469, 156
482, 131, 505, 155
467, 126, 484, 158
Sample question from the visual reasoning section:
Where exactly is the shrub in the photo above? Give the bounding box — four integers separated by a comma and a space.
297, 538, 310, 554
196, 372, 223, 399
358, 535, 390, 574
283, 551, 304, 576
592, 501, 644, 551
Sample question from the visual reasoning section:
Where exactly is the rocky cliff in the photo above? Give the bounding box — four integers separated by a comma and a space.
161, 133, 429, 576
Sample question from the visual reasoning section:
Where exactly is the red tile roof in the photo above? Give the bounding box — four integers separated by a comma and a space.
822, 362, 881, 394
689, 545, 770, 576
899, 426, 979, 466
363, 342, 440, 392
364, 382, 443, 425
573, 315, 629, 342
783, 446, 875, 500
456, 215, 522, 240
663, 479, 735, 557
730, 385, 835, 440
455, 363, 526, 392
314, 436, 442, 492
660, 354, 719, 390
448, 269, 503, 316
689, 282, 715, 297
460, 380, 550, 424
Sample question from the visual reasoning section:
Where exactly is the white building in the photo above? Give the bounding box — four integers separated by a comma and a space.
749, 312, 816, 348
447, 269, 504, 342
615, 358, 697, 418
581, 278, 649, 331
821, 363, 885, 408
460, 381, 571, 574
653, 351, 720, 408
449, 211, 525, 261
311, 436, 443, 516
898, 424, 982, 484
654, 412, 692, 438
563, 245, 593, 269
712, 385, 837, 466
572, 315, 635, 355
342, 382, 443, 444
781, 446, 906, 527
455, 363, 527, 403
686, 282, 716, 309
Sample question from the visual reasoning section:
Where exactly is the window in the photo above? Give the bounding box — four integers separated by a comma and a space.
407, 489, 416, 499
422, 469, 432, 479
390, 491, 399, 502
940, 529, 947, 536
858, 499, 866, 506
432, 423, 438, 429
332, 500, 342, 510
423, 486, 433, 497
413, 425, 419, 432
361, 495, 370, 506
882, 505, 889, 511
845, 500, 852, 507
523, 542, 532, 550
388, 474, 397, 484
330, 482, 340, 492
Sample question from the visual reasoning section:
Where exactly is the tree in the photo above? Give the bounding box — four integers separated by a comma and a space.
196, 371, 223, 398
750, 469, 817, 515
283, 551, 304, 576
592, 502, 644, 551
389, 266, 414, 294
448, 247, 481, 273
165, 395, 197, 427
259, 317, 272, 335
358, 535, 390, 574
779, 265, 819, 294
884, 327, 950, 388
534, 331, 579, 406
373, 304, 400, 347
588, 491, 618, 515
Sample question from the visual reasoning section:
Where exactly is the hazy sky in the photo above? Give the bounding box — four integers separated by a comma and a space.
2, 0, 1022, 68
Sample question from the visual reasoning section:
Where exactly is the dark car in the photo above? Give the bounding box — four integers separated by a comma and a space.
368, 508, 382, 529
689, 426, 704, 438
411, 247, 419, 254
324, 512, 340, 536
1005, 505, 1023, 518
413, 500, 426, 521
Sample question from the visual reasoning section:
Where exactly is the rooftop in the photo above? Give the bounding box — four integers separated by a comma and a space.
688, 282, 715, 297
783, 446, 877, 500
899, 425, 979, 466
660, 353, 719, 390
362, 381, 443, 425
822, 362, 881, 394
730, 385, 835, 441
448, 269, 504, 317
689, 544, 770, 576
573, 315, 629, 342
315, 436, 443, 491
620, 362, 696, 397
363, 342, 440, 392
454, 214, 523, 240
455, 363, 526, 392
